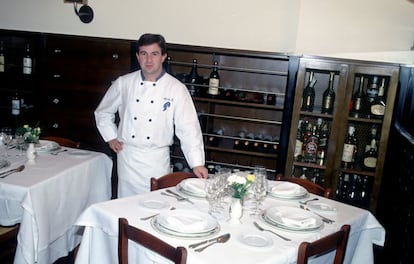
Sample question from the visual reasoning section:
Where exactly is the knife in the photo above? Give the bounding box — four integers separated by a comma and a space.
165, 189, 194, 204
188, 233, 231, 249
299, 204, 334, 224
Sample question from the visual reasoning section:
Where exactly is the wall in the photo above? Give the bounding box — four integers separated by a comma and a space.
1, 0, 414, 58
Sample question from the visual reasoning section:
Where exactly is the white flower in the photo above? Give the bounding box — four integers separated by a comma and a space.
227, 174, 247, 185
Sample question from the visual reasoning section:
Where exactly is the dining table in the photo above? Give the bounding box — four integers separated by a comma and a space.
73, 177, 385, 264
0, 140, 113, 264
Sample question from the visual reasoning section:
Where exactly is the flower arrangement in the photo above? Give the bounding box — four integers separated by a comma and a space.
16, 124, 41, 144
227, 173, 255, 199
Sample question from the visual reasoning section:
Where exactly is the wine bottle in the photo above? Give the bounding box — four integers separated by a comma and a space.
317, 123, 329, 166
370, 78, 386, 119
220, 88, 234, 100
0, 40, 5, 73
11, 92, 20, 116
23, 43, 32, 75
362, 139, 378, 171
207, 61, 220, 97
243, 132, 255, 151
233, 130, 246, 150
303, 125, 319, 163
262, 134, 273, 153
351, 76, 366, 118
265, 93, 277, 105
341, 125, 358, 169
366, 76, 379, 105
301, 71, 317, 112
321, 72, 335, 114
207, 128, 224, 147
294, 120, 304, 161
186, 58, 201, 96
365, 125, 379, 152
253, 133, 264, 151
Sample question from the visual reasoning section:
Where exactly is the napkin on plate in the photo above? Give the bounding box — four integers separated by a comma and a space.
165, 215, 208, 233
182, 179, 206, 195
271, 182, 302, 195
280, 216, 316, 227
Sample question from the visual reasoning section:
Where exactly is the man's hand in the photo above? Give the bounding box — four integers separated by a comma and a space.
192, 165, 208, 179
108, 138, 123, 153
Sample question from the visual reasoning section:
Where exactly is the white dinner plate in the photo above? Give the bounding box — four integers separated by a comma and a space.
139, 199, 170, 210
237, 232, 273, 249
267, 181, 308, 199
35, 140, 60, 153
307, 202, 336, 213
262, 206, 323, 232
176, 178, 207, 198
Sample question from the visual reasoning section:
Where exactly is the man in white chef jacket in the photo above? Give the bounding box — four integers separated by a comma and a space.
95, 33, 208, 197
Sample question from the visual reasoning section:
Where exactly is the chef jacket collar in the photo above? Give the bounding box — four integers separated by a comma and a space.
140, 70, 166, 83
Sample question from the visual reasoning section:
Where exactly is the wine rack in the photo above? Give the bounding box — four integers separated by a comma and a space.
165, 44, 299, 177
285, 55, 399, 212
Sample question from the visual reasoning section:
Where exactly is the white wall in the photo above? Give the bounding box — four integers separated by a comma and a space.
1, 0, 414, 58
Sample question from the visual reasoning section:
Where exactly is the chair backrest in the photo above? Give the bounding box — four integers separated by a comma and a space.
41, 136, 80, 148
118, 218, 187, 264
275, 174, 333, 198
297, 224, 350, 264
0, 224, 19, 260
150, 172, 196, 191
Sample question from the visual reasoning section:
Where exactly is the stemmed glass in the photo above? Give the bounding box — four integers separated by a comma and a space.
205, 174, 221, 215
250, 166, 268, 215
0, 128, 13, 157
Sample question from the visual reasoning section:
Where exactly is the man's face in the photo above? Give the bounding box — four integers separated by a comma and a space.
136, 43, 167, 81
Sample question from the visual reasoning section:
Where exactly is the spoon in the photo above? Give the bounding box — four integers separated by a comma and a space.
0, 165, 25, 179
299, 197, 319, 205
194, 233, 231, 252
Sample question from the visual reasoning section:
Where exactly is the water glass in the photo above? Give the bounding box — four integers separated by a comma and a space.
251, 166, 268, 215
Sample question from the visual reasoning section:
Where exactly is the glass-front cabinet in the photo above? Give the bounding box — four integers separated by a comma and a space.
285, 56, 399, 211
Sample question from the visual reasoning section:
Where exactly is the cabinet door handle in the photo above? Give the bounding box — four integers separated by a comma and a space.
112, 53, 119, 60
54, 48, 62, 53
53, 74, 61, 78
52, 98, 60, 104
52, 123, 59, 129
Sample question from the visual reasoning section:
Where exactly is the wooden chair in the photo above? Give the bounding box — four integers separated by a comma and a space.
118, 218, 187, 264
297, 224, 351, 264
0, 224, 19, 261
150, 172, 196, 191
275, 174, 333, 198
41, 136, 80, 148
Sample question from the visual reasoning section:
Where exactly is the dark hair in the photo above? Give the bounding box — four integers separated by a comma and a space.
136, 33, 167, 55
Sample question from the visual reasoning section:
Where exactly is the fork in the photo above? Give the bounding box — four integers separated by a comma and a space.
253, 221, 291, 241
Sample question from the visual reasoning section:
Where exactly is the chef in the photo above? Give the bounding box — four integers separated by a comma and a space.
95, 33, 208, 197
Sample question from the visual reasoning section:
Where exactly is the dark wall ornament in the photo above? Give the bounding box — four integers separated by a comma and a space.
74, 2, 94, 24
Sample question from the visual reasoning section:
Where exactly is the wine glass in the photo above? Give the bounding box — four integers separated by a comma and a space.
0, 127, 13, 157
250, 166, 268, 215
205, 174, 220, 215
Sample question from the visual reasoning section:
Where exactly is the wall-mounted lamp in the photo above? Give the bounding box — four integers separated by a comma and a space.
64, 0, 94, 24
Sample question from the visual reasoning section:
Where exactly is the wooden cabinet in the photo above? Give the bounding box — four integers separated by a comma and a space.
165, 44, 299, 177
285, 55, 399, 211
41, 34, 133, 152
0, 29, 42, 129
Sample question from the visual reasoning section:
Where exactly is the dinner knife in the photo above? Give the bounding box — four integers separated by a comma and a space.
299, 205, 334, 224
165, 189, 194, 204
188, 233, 231, 249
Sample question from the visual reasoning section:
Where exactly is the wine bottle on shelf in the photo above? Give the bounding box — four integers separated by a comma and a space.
243, 132, 255, 151
301, 71, 317, 112
186, 58, 201, 96
358, 176, 371, 207
362, 139, 378, 171
11, 92, 20, 116
262, 134, 273, 153
271, 136, 279, 153
207, 128, 224, 147
365, 125, 379, 152
0, 40, 5, 73
253, 133, 264, 151
341, 125, 358, 169
23, 43, 33, 75
265, 93, 277, 105
321, 72, 335, 114
366, 76, 380, 105
316, 123, 329, 166
351, 76, 366, 118
207, 61, 220, 97
294, 120, 304, 161
220, 88, 234, 100
233, 130, 246, 150
369, 77, 386, 119
303, 125, 319, 163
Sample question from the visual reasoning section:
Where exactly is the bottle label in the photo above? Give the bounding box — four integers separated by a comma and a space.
294, 139, 303, 158
0, 55, 4, 72
354, 98, 362, 111
208, 78, 219, 95
371, 104, 385, 116
12, 99, 20, 115
363, 157, 377, 168
341, 143, 355, 162
23, 57, 32, 74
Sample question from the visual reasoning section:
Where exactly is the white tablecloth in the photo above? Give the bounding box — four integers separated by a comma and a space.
74, 182, 385, 264
0, 147, 113, 264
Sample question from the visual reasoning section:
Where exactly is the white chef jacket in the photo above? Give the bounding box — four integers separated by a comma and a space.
95, 70, 205, 196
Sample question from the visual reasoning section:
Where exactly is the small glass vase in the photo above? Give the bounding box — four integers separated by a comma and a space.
228, 197, 243, 224
26, 143, 36, 164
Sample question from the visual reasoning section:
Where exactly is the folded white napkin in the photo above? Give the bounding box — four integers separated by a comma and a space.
280, 216, 316, 227
182, 179, 206, 195
271, 182, 302, 195
165, 215, 208, 233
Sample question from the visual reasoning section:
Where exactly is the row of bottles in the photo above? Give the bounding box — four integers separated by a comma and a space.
0, 40, 33, 75
294, 117, 330, 165
301, 71, 336, 114
335, 173, 372, 208
294, 167, 325, 187
349, 75, 387, 119
341, 124, 380, 172
165, 57, 278, 105
207, 129, 279, 154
